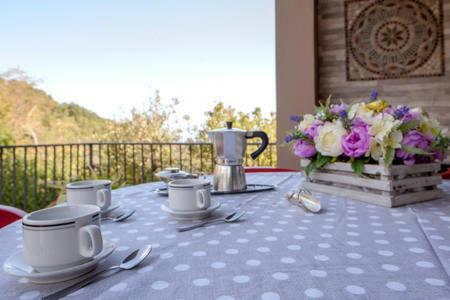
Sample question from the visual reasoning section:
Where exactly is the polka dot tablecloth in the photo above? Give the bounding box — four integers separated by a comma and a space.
1, 172, 450, 300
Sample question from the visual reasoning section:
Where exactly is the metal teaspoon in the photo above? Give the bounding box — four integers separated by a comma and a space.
42, 244, 153, 300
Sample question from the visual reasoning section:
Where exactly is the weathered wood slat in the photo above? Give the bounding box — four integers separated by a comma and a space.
300, 159, 389, 175
308, 172, 391, 191
303, 181, 392, 207
300, 159, 440, 176
300, 159, 443, 207
392, 175, 442, 191
393, 189, 444, 206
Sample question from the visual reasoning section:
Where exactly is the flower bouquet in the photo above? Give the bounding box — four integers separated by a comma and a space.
285, 92, 449, 207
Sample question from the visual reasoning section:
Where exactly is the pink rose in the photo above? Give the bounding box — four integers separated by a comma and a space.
303, 121, 323, 139
341, 125, 370, 158
396, 130, 432, 165
293, 140, 316, 158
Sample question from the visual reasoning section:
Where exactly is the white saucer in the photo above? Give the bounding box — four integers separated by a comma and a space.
101, 199, 121, 216
3, 240, 115, 284
161, 200, 221, 221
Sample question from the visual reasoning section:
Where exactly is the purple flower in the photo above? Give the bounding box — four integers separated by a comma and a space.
434, 149, 448, 161
293, 140, 316, 158
384, 107, 395, 115
341, 125, 370, 158
394, 106, 410, 119
284, 134, 293, 143
370, 90, 378, 100
289, 115, 302, 123
330, 103, 348, 115
396, 130, 432, 165
352, 118, 368, 129
303, 120, 323, 139
402, 111, 419, 122
338, 110, 347, 119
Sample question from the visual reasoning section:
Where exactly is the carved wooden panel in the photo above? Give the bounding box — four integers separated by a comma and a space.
345, 0, 445, 81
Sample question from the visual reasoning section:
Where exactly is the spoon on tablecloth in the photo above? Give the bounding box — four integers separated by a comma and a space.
42, 245, 153, 300
176, 210, 247, 232
102, 208, 136, 222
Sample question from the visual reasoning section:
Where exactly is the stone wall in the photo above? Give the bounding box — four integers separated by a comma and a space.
317, 0, 450, 129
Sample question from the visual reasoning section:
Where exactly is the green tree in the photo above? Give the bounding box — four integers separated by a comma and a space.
200, 102, 276, 142
199, 102, 277, 166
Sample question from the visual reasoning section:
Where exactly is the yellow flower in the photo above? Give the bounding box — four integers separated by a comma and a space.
366, 99, 389, 113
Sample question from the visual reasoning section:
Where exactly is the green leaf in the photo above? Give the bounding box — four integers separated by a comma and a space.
314, 154, 333, 169
384, 146, 395, 167
402, 145, 433, 156
291, 130, 314, 143
304, 159, 316, 176
325, 95, 331, 108
398, 120, 419, 133
351, 158, 365, 176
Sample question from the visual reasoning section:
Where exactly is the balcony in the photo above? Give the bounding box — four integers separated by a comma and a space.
0, 142, 277, 211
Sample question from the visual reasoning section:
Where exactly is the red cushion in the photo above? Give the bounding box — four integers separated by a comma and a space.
245, 167, 297, 173
0, 210, 23, 229
441, 168, 450, 180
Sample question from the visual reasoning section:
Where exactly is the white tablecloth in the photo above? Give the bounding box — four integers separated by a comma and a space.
1, 173, 449, 299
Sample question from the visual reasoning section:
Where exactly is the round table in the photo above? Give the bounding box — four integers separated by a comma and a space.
1, 172, 449, 299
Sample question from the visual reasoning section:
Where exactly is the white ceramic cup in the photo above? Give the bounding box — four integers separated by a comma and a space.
168, 179, 211, 211
22, 205, 103, 272
66, 180, 112, 210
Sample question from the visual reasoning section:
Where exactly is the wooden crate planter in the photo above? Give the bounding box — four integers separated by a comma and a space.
300, 160, 443, 207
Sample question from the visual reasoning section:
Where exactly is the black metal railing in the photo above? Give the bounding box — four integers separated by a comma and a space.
0, 142, 277, 211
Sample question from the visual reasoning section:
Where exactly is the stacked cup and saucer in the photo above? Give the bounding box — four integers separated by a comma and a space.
161, 179, 221, 220
64, 179, 122, 219
3, 204, 115, 283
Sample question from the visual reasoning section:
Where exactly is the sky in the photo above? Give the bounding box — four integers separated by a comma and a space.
1, 0, 275, 127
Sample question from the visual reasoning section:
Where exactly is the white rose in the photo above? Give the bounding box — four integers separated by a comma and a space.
314, 121, 347, 157
297, 114, 315, 131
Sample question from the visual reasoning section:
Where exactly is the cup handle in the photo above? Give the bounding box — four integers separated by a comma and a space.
196, 189, 211, 209
79, 225, 103, 258
96, 189, 111, 210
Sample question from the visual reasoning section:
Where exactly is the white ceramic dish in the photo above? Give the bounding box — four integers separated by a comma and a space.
66, 180, 112, 210
160, 200, 220, 221
168, 179, 211, 211
3, 240, 115, 284
101, 199, 121, 216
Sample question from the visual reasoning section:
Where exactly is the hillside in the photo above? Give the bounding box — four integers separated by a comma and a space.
0, 76, 111, 145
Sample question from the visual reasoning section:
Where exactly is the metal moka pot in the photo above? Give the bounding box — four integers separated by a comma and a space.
207, 121, 269, 192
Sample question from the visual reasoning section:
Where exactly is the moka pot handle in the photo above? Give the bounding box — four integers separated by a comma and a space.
245, 131, 269, 160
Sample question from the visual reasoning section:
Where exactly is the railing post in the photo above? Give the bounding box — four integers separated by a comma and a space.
89, 143, 94, 173
0, 148, 3, 202
23, 147, 28, 211
44, 146, 48, 206
33, 146, 38, 211
12, 147, 16, 207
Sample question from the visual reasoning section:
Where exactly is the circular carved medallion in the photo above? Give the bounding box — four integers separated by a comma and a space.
348, 0, 440, 77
